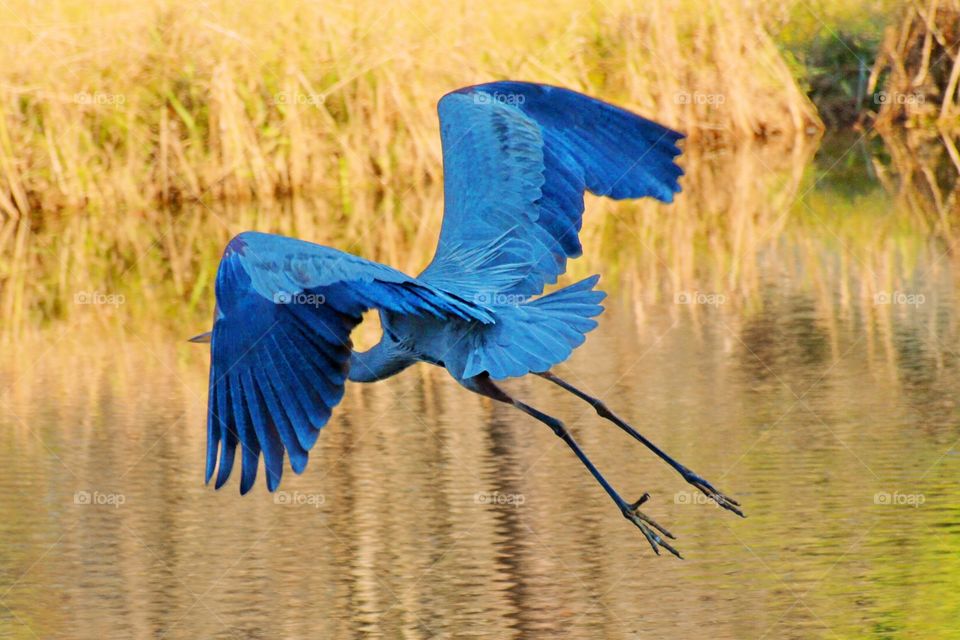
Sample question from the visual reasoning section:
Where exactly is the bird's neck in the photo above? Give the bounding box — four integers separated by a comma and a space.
347, 338, 414, 383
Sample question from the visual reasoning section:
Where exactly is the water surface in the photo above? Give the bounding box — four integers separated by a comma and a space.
1, 135, 959, 639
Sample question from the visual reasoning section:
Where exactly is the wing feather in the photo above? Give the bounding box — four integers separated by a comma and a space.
420, 81, 684, 298
204, 231, 492, 493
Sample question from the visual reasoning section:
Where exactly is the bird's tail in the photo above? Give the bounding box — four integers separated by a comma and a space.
458, 275, 606, 380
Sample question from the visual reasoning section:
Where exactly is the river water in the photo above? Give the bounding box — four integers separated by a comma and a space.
1, 134, 959, 638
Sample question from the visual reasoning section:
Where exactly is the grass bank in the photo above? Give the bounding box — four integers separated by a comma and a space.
0, 0, 816, 219
4, 0, 954, 336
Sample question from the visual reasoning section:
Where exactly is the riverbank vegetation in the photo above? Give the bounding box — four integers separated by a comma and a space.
0, 0, 956, 336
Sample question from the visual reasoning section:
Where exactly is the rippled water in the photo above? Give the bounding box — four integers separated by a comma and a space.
2, 140, 960, 639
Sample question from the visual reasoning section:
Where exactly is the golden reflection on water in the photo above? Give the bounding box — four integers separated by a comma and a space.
1, 135, 960, 638
0, 135, 820, 336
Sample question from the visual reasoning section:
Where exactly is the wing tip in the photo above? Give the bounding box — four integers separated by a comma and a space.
266, 471, 282, 493
239, 470, 256, 495
204, 447, 217, 486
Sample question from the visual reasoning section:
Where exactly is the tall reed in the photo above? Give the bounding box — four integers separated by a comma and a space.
0, 0, 827, 335
0, 0, 820, 215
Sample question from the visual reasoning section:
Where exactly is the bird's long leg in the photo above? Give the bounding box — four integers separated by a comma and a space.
537, 371, 744, 518
468, 374, 682, 558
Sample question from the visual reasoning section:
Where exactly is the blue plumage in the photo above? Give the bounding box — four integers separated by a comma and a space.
420, 82, 684, 297
201, 82, 685, 493
205, 231, 492, 492
194, 82, 743, 558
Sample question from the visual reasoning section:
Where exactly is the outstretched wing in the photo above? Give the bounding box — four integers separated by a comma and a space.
419, 81, 684, 298
205, 231, 491, 494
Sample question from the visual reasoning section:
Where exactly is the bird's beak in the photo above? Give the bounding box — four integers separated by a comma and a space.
187, 331, 213, 344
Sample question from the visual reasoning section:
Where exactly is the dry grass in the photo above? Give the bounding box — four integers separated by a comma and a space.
0, 0, 907, 337
0, 0, 819, 214
870, 0, 960, 130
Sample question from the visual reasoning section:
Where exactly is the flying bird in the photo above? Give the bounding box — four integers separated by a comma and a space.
191, 81, 743, 558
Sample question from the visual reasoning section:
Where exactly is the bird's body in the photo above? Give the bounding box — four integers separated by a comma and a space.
195, 81, 743, 557
351, 274, 605, 382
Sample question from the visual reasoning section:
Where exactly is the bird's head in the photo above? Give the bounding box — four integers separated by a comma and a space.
187, 331, 212, 344
188, 304, 221, 344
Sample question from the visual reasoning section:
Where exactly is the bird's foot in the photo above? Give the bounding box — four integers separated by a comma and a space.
682, 470, 745, 517
622, 493, 682, 559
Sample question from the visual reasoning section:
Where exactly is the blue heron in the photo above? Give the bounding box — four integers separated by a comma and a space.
191, 82, 743, 558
